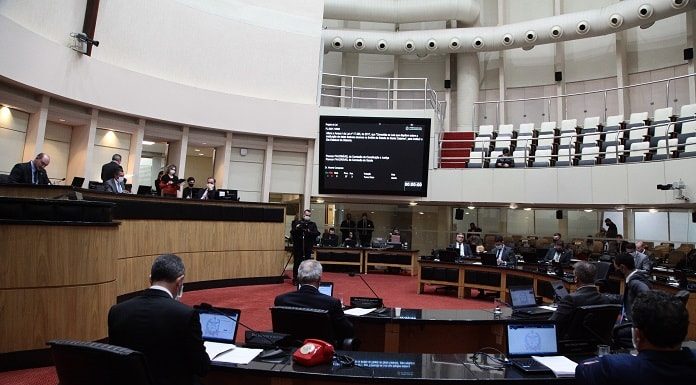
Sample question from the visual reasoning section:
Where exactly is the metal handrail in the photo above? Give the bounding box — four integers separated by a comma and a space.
472, 73, 696, 130
438, 117, 696, 167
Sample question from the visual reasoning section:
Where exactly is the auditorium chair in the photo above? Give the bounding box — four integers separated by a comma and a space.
625, 141, 651, 163
498, 124, 515, 137
653, 138, 679, 160
558, 304, 622, 354
578, 146, 599, 166
539, 121, 557, 135
678, 104, 696, 121
677, 120, 696, 143
555, 147, 576, 167
650, 123, 676, 148
681, 137, 696, 158
652, 107, 673, 125
0, 174, 8, 184
467, 151, 487, 168
517, 123, 537, 139
478, 125, 495, 138
270, 306, 359, 350
48, 339, 153, 385
602, 144, 625, 164
604, 114, 624, 128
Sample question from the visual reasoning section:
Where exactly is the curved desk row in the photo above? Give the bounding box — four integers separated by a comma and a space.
313, 247, 420, 275
417, 260, 696, 340
0, 186, 286, 361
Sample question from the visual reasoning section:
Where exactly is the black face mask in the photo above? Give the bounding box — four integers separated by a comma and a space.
188, 183, 194, 187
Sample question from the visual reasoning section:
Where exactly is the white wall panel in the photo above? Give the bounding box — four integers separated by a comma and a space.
0, 128, 26, 173
491, 169, 525, 203
557, 166, 592, 204
524, 168, 557, 204
634, 211, 669, 242
229, 148, 264, 198
626, 15, 687, 74
591, 165, 628, 204
42, 140, 70, 181
0, 0, 86, 46
564, 35, 617, 83
625, 161, 666, 205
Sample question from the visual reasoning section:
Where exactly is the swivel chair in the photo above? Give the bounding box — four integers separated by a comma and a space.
48, 339, 153, 385
270, 306, 359, 350
558, 304, 622, 354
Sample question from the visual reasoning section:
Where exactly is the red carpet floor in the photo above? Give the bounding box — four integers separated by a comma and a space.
0, 271, 491, 385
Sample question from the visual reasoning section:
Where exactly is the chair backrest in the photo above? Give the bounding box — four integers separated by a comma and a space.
518, 123, 535, 136
512, 150, 527, 165
680, 103, 696, 118
653, 123, 672, 138
580, 146, 598, 160
468, 151, 486, 164
656, 138, 678, 155
629, 112, 648, 124
653, 107, 673, 122
682, 121, 696, 135
48, 340, 153, 385
494, 135, 512, 149
270, 306, 336, 345
686, 137, 696, 153
583, 116, 600, 129
605, 114, 624, 127
561, 304, 622, 346
559, 133, 575, 146
628, 125, 648, 140
516, 136, 533, 149
474, 136, 490, 150
629, 141, 649, 156
535, 149, 552, 160
478, 125, 494, 136
540, 121, 557, 133
557, 148, 574, 160
561, 119, 577, 132
604, 145, 624, 159
498, 124, 514, 136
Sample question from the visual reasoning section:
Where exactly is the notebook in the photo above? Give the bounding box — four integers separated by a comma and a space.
298, 282, 334, 297
509, 285, 554, 316
197, 306, 241, 344
506, 323, 558, 373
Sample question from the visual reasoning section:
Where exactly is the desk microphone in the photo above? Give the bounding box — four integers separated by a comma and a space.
196, 302, 284, 351
347, 272, 385, 310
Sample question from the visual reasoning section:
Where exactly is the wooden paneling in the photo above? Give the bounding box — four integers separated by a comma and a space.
0, 225, 118, 288
0, 281, 115, 353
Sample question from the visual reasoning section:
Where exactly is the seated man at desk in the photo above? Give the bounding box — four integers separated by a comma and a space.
9, 153, 51, 185
274, 260, 354, 342
575, 290, 696, 385
343, 231, 357, 247
449, 232, 473, 258
103, 166, 130, 194
494, 148, 514, 168
198, 177, 218, 200
544, 240, 573, 264
549, 261, 616, 338
321, 227, 339, 247
493, 235, 516, 266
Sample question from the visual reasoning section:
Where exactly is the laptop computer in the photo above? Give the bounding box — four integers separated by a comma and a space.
441, 248, 459, 262
70, 177, 85, 188
136, 185, 152, 195
197, 306, 241, 344
298, 281, 334, 297
481, 253, 498, 266
506, 323, 558, 373
216, 189, 238, 200
508, 285, 554, 316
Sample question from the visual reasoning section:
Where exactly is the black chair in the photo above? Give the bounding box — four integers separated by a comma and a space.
270, 306, 359, 350
48, 339, 153, 385
558, 304, 622, 354
0, 174, 9, 184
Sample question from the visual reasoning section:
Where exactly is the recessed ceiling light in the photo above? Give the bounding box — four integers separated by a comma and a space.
198, 153, 205, 156
648, 208, 658, 213
467, 205, 475, 210
58, 118, 66, 122
584, 209, 593, 212
418, 211, 424, 215
409, 202, 418, 206
510, 203, 518, 209
202, 142, 207, 145
194, 149, 200, 152
465, 212, 470, 215
142, 140, 154, 145
523, 207, 532, 211
316, 198, 324, 203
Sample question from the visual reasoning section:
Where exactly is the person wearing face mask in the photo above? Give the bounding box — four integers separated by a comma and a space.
290, 209, 320, 284
544, 240, 573, 264
108, 254, 209, 385
159, 164, 182, 197
103, 166, 129, 194
575, 290, 695, 385
493, 235, 516, 266
198, 177, 218, 200
613, 253, 651, 323
182, 177, 197, 199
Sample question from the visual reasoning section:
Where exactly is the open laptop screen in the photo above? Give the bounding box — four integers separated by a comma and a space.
298, 282, 334, 297
197, 307, 240, 344
509, 285, 537, 308
506, 323, 558, 357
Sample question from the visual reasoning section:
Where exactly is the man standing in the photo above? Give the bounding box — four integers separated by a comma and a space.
613, 253, 651, 322
290, 209, 320, 284
275, 260, 354, 342
339, 213, 356, 243
101, 154, 122, 183
356, 212, 374, 247
550, 262, 616, 337
9, 153, 50, 185
108, 254, 209, 385
575, 291, 696, 385
604, 218, 618, 253
449, 232, 473, 258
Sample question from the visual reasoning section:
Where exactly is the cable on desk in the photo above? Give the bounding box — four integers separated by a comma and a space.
470, 347, 509, 371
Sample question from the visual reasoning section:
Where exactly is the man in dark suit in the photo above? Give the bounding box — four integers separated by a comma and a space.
493, 235, 516, 266
356, 212, 374, 247
108, 254, 209, 385
449, 232, 473, 258
339, 213, 356, 243
8, 153, 51, 185
274, 260, 354, 342
101, 154, 122, 183
103, 166, 129, 194
575, 290, 696, 385
549, 261, 617, 338
198, 177, 218, 200
544, 240, 573, 264
290, 209, 320, 284
613, 252, 651, 322
321, 227, 339, 247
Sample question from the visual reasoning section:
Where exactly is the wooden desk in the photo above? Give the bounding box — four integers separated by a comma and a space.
313, 247, 364, 273
365, 249, 420, 276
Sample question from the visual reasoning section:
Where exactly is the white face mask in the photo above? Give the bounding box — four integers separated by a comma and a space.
118, 176, 124, 183
169, 169, 176, 175
175, 283, 184, 301
207, 183, 214, 190
631, 327, 639, 350
303, 215, 311, 221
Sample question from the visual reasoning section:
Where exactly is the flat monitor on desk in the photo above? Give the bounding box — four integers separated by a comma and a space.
216, 189, 238, 200
441, 248, 459, 262
136, 185, 152, 195
480, 253, 498, 266
70, 177, 85, 188
196, 306, 241, 344
298, 281, 334, 297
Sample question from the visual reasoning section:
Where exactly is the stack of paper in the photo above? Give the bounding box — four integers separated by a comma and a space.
531, 355, 577, 378
203, 341, 263, 364
344, 307, 376, 316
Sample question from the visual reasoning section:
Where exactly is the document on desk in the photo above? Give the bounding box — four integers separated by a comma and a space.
204, 341, 263, 364
539, 305, 557, 311
204, 341, 236, 360
344, 307, 376, 316
531, 356, 577, 377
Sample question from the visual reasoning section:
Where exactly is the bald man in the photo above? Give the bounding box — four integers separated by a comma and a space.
9, 153, 51, 185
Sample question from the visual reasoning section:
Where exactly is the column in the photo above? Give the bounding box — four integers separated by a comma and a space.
261, 136, 273, 203
303, 139, 315, 211
497, 0, 506, 125
686, 10, 696, 104
554, 0, 566, 121
456, 52, 480, 131
340, 21, 360, 108
166, 126, 189, 197
66, 108, 97, 187
215, 132, 233, 189
126, 118, 145, 189
23, 95, 49, 160
616, 31, 630, 120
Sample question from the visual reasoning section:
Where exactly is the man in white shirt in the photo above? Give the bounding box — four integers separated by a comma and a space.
449, 232, 473, 258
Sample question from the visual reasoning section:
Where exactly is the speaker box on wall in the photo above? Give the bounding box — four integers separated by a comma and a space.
455, 208, 464, 220
556, 210, 563, 219
554, 71, 563, 82
684, 48, 693, 61
692, 211, 696, 223
444, 79, 451, 89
